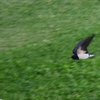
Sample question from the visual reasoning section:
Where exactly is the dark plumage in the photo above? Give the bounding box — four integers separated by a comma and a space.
71, 34, 95, 60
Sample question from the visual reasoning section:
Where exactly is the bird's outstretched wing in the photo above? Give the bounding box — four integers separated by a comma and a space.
73, 34, 95, 54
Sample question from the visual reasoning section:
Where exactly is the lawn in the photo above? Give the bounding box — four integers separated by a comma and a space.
0, 0, 100, 100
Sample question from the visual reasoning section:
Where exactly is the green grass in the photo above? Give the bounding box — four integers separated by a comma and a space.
0, 0, 100, 99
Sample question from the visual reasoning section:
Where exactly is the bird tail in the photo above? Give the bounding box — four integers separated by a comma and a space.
89, 53, 94, 57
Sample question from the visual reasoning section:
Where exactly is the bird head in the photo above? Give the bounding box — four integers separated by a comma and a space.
71, 54, 79, 60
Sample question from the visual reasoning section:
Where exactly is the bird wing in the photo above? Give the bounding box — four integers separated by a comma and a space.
77, 46, 87, 54
73, 34, 95, 55
81, 34, 95, 51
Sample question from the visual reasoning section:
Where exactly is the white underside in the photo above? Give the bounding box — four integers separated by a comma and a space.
78, 54, 94, 59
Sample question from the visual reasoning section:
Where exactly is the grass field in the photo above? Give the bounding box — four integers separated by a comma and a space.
0, 0, 100, 100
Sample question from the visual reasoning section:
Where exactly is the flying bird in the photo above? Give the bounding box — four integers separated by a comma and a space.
71, 34, 95, 60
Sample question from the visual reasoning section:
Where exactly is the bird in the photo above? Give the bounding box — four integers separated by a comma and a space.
71, 34, 95, 60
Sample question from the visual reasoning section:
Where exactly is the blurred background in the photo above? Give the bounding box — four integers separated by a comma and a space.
0, 0, 100, 99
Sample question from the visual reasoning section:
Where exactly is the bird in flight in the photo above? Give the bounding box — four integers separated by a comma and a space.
71, 34, 95, 60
